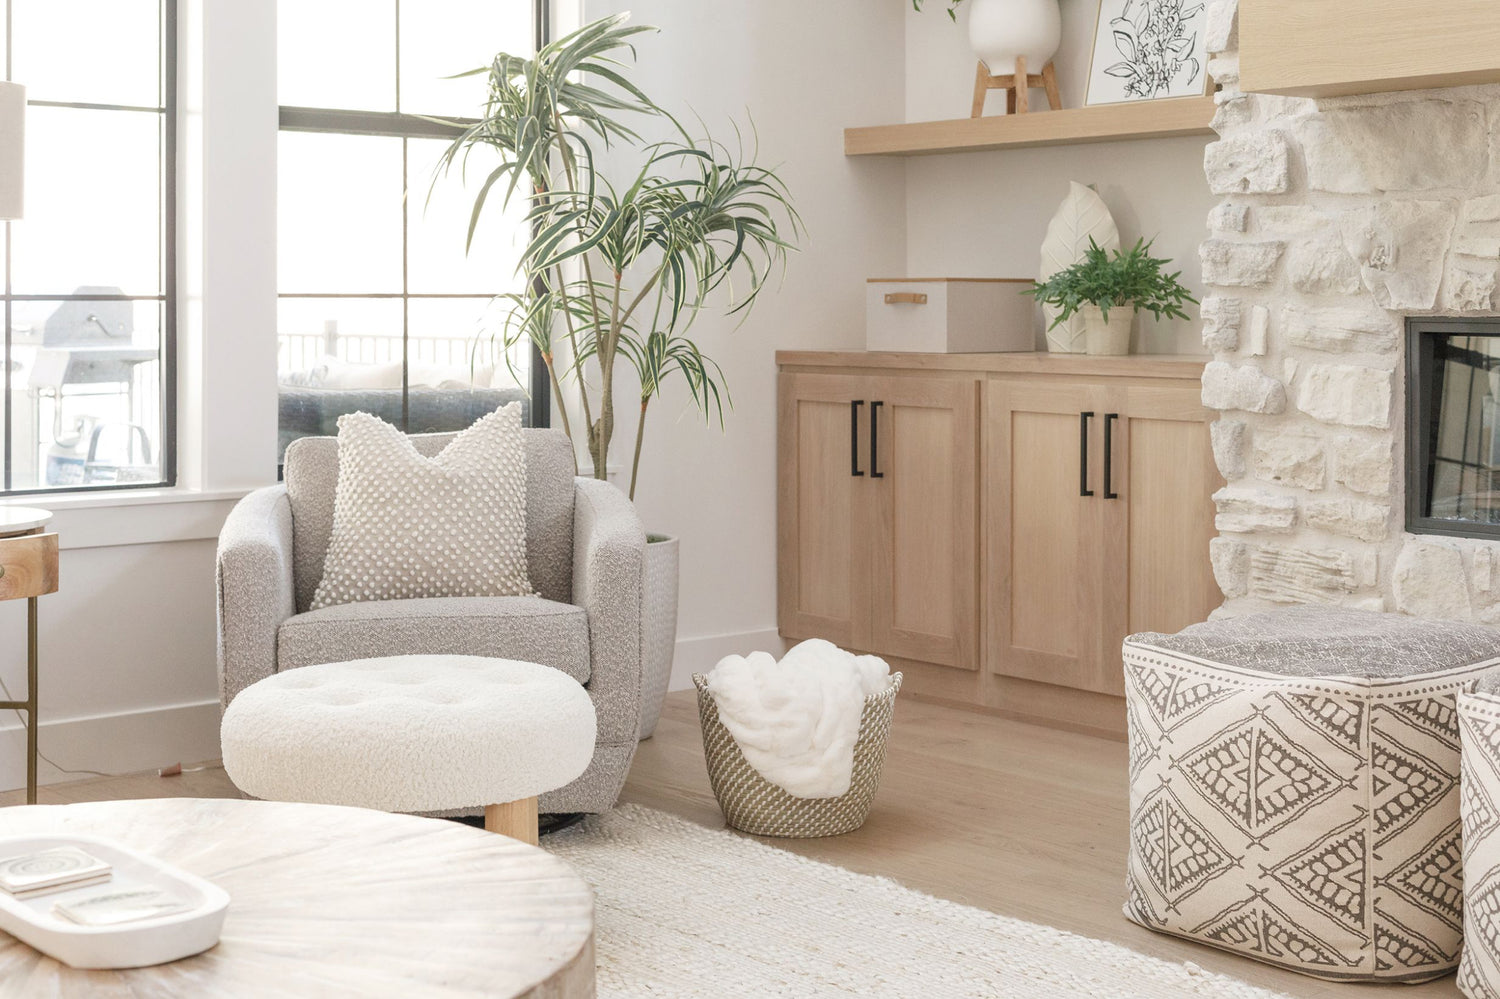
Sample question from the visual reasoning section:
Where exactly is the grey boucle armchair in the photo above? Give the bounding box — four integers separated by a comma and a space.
215, 428, 646, 814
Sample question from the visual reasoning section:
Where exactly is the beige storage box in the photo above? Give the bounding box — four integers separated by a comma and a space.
866, 278, 1035, 353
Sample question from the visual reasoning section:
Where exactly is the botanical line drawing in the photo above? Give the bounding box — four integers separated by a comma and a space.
1103, 0, 1205, 99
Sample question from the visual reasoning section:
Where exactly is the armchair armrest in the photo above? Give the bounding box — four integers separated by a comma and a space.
572, 476, 647, 745
217, 484, 296, 707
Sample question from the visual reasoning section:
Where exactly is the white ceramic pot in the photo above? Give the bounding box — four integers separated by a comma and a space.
637, 534, 680, 739
1083, 304, 1134, 356
967, 0, 1062, 77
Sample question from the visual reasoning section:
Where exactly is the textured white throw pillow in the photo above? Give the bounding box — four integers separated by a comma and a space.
309, 403, 536, 611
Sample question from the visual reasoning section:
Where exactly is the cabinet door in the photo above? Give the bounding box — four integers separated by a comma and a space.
778, 372, 871, 649
987, 379, 1113, 692
866, 376, 980, 670
1098, 383, 1222, 688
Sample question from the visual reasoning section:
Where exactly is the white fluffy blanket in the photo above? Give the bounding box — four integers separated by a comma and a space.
705, 640, 891, 799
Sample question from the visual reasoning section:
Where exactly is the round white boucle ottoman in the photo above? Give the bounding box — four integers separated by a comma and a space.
220, 654, 596, 844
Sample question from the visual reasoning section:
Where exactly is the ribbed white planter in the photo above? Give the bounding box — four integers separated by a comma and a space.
1082, 304, 1134, 355
637, 534, 680, 739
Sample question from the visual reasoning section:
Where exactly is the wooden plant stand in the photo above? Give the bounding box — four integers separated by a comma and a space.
972, 57, 1061, 117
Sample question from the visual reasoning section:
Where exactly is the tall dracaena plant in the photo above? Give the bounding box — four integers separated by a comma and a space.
438, 14, 800, 499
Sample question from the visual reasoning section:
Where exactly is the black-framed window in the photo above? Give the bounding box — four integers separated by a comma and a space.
1, 0, 176, 493
1407, 317, 1500, 540
275, 0, 548, 464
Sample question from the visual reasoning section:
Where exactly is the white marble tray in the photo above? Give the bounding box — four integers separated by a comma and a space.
0, 834, 228, 969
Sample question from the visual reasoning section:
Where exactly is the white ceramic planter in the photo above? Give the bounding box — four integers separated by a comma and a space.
967, 0, 1062, 77
637, 534, 680, 739
1083, 304, 1134, 356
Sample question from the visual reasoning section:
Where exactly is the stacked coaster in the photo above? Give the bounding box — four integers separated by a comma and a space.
0, 847, 111, 898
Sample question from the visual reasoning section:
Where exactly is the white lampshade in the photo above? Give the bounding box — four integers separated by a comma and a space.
0, 81, 23, 221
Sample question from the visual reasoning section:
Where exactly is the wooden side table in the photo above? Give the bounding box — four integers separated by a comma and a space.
0, 506, 57, 804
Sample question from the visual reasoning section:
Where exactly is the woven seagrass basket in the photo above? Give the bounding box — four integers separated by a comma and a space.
692, 672, 903, 838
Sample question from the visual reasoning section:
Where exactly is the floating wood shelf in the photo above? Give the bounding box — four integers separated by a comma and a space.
1241, 0, 1500, 98
843, 96, 1216, 157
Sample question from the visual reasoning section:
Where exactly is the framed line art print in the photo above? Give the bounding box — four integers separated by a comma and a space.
1085, 0, 1211, 106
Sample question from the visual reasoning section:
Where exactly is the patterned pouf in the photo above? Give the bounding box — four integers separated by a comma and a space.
1459, 674, 1500, 997
1124, 607, 1500, 983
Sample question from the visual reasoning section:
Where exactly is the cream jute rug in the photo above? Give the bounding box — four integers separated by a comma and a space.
546, 805, 1291, 999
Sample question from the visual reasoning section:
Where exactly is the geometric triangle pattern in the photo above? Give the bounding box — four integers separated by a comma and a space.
1459, 693, 1500, 998
1276, 692, 1365, 756
1175, 712, 1344, 844
1130, 784, 1237, 911
1265, 818, 1366, 936
1123, 637, 1490, 983
1126, 661, 1237, 734
1380, 819, 1464, 934
1188, 891, 1353, 971
1369, 731, 1455, 847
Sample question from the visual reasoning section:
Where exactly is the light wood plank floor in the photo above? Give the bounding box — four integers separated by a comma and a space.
0, 692, 1463, 997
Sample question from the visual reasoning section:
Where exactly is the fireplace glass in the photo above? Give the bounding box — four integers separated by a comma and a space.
1409, 319, 1500, 537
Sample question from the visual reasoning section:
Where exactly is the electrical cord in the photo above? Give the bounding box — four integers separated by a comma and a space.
0, 673, 218, 782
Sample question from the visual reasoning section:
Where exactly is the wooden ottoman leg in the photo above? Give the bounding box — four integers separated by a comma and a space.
485, 797, 540, 845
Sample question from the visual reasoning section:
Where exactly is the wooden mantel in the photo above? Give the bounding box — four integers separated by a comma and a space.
1240, 0, 1500, 98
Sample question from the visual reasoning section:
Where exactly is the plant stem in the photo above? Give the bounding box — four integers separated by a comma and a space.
590, 272, 624, 480
629, 397, 648, 501
540, 350, 578, 474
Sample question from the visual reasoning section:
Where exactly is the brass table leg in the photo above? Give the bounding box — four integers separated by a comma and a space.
27, 596, 36, 805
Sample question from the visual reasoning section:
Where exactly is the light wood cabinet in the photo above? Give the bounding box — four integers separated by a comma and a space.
777, 352, 1217, 735
778, 370, 979, 671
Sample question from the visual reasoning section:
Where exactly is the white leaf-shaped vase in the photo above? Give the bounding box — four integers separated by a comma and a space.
1039, 182, 1121, 354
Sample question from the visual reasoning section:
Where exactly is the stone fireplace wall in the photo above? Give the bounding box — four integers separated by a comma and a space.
1201, 0, 1500, 621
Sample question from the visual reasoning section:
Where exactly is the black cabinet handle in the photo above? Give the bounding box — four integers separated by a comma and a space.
1104, 413, 1119, 500
850, 400, 865, 477
870, 401, 884, 479
1080, 411, 1094, 497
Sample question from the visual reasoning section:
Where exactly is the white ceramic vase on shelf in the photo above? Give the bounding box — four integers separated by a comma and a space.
1083, 305, 1134, 356
967, 0, 1062, 77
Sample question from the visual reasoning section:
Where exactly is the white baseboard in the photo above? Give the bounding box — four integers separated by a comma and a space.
669, 628, 788, 692
0, 630, 789, 792
0, 698, 222, 793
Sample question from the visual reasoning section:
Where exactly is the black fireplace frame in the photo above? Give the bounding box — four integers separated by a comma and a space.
1405, 316, 1500, 540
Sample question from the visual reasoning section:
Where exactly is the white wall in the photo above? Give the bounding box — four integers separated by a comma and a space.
576, 0, 909, 684
902, 1, 1214, 354
0, 0, 277, 790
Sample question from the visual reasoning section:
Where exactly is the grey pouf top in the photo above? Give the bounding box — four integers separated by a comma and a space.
1129, 606, 1500, 680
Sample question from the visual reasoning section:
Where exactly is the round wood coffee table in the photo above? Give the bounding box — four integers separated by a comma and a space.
0, 797, 594, 997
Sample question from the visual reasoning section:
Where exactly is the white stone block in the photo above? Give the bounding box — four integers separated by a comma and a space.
1208, 203, 1250, 234
1456, 235, 1500, 259
1202, 361, 1287, 414
1296, 99, 1487, 194
1340, 201, 1456, 311
1393, 540, 1473, 621
1211, 419, 1247, 479
1214, 487, 1297, 533
1468, 195, 1500, 223
1251, 428, 1326, 490
1205, 132, 1290, 195
1212, 96, 1252, 134
1330, 435, 1395, 496
1287, 234, 1362, 295
1205, 0, 1238, 54
1281, 305, 1398, 354
1210, 537, 1250, 598
1295, 363, 1392, 429
1246, 306, 1269, 356
1256, 205, 1332, 236
1201, 296, 1242, 352
1303, 498, 1391, 542
1201, 239, 1285, 287
1248, 546, 1357, 604
1446, 266, 1498, 313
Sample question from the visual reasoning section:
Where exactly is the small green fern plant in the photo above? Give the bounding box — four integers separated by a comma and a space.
1025, 238, 1197, 329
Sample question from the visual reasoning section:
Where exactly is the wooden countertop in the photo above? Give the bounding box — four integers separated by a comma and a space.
775, 350, 1209, 379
